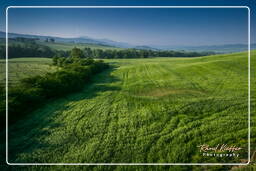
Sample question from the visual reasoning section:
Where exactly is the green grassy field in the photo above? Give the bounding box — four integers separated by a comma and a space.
1, 51, 255, 170
0, 58, 56, 86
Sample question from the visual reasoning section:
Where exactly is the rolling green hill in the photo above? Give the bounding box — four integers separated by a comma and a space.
1, 51, 255, 170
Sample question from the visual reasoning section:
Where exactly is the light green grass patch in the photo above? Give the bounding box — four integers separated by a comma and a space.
0, 57, 56, 86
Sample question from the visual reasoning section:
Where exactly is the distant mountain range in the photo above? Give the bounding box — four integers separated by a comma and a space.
0, 31, 133, 48
0, 31, 255, 53
154, 44, 256, 53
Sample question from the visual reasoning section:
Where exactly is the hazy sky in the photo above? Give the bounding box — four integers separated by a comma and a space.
0, 0, 255, 46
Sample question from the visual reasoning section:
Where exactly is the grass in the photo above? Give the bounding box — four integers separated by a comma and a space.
0, 58, 56, 86
0, 51, 255, 170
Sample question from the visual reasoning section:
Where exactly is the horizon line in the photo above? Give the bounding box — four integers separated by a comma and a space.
0, 30, 254, 47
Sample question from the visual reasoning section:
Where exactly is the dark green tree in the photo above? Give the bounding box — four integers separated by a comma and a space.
71, 47, 84, 58
84, 47, 93, 58
49, 38, 55, 43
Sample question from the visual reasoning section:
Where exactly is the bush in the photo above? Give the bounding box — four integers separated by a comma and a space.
8, 86, 44, 124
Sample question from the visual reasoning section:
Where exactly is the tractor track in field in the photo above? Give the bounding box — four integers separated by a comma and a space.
73, 67, 129, 155
161, 64, 205, 92
142, 64, 162, 95
196, 63, 236, 114
209, 63, 234, 97
72, 91, 119, 143
144, 100, 247, 161
71, 69, 121, 142
98, 92, 123, 144
72, 101, 102, 142
140, 62, 246, 159
122, 69, 129, 89
90, 68, 129, 158
132, 63, 207, 159
72, 67, 128, 148
161, 62, 235, 117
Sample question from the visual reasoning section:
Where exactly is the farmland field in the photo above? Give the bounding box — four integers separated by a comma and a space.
1, 51, 255, 168
0, 58, 56, 86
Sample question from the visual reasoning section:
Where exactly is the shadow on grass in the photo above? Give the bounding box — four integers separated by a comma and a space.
62, 65, 121, 101
6, 65, 121, 163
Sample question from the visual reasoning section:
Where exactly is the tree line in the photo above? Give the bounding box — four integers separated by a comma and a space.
82, 47, 214, 59
0, 38, 214, 59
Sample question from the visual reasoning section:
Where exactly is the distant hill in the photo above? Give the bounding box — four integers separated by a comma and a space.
0, 31, 133, 48
154, 44, 256, 53
0, 38, 120, 51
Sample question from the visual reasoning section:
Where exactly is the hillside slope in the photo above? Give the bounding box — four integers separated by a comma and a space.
3, 52, 255, 166
0, 38, 120, 51
0, 31, 132, 48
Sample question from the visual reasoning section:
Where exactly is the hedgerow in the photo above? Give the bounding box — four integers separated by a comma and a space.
0, 50, 109, 126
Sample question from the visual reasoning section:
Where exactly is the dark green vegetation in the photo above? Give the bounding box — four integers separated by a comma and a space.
0, 53, 109, 128
0, 38, 214, 59
0, 51, 253, 169
80, 47, 213, 59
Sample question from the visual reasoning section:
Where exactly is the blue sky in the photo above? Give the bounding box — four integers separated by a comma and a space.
0, 0, 255, 46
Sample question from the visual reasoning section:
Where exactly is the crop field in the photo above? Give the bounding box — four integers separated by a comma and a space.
0, 58, 56, 86
1, 51, 255, 170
